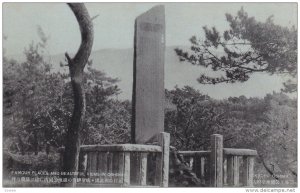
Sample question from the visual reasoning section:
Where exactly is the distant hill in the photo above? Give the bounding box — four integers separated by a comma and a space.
7, 46, 291, 100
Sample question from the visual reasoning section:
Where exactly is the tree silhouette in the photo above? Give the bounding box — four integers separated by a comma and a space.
175, 8, 297, 92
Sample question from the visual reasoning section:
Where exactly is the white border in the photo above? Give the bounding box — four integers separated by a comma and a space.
0, 1, 299, 193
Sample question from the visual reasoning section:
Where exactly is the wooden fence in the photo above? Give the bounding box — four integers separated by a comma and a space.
60, 133, 257, 187
178, 134, 257, 187
74, 132, 170, 187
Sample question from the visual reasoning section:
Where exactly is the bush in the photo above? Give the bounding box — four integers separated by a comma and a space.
3, 150, 60, 177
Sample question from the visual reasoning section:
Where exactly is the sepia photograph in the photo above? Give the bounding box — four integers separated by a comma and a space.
2, 2, 298, 189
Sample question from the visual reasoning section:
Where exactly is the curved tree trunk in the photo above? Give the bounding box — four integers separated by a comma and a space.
61, 3, 93, 187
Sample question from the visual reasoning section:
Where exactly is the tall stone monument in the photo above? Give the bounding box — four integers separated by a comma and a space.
132, 5, 165, 144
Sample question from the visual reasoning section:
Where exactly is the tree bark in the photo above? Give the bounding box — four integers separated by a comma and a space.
61, 3, 93, 187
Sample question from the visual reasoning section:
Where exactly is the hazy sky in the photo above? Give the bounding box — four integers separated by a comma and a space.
3, 3, 297, 56
3, 3, 297, 99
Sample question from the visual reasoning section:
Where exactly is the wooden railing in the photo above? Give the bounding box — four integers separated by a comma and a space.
60, 133, 256, 187
71, 132, 170, 187
178, 134, 257, 187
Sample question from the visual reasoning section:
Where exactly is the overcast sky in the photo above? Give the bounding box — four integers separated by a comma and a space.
3, 3, 297, 99
3, 3, 297, 56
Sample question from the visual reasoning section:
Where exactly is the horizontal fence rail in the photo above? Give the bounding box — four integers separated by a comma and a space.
223, 148, 258, 156
81, 144, 162, 153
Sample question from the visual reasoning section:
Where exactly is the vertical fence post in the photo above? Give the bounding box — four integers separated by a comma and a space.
242, 156, 254, 187
123, 152, 131, 186
200, 157, 206, 183
130, 152, 140, 185
140, 153, 148, 186
227, 156, 240, 186
210, 134, 223, 187
223, 157, 227, 185
89, 152, 98, 172
155, 132, 170, 187
117, 152, 125, 184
